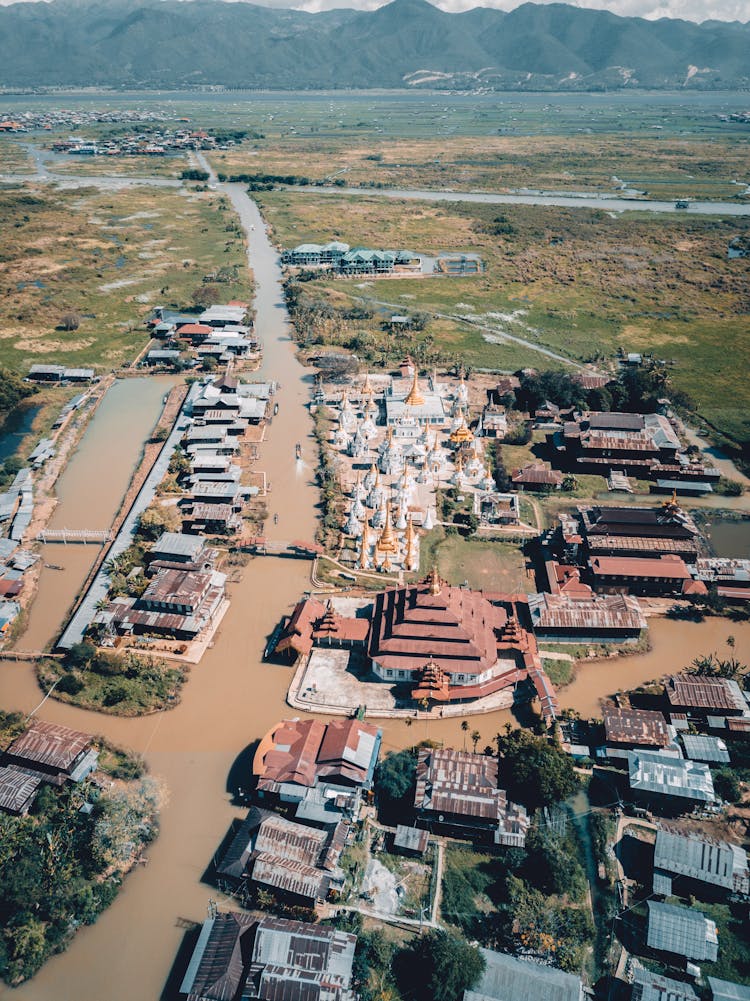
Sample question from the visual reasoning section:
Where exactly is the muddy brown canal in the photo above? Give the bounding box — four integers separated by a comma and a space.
2, 186, 749, 1001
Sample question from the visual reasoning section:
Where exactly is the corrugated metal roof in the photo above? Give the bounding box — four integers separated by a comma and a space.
8, 719, 92, 772
0, 765, 40, 814
681, 735, 731, 764
394, 825, 429, 853
465, 948, 583, 1001
654, 825, 748, 893
603, 708, 670, 747
647, 901, 718, 961
666, 676, 746, 713
627, 750, 715, 802
631, 966, 699, 1001
708, 978, 750, 1001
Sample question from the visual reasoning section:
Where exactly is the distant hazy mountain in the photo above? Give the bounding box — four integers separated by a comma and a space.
0, 0, 747, 91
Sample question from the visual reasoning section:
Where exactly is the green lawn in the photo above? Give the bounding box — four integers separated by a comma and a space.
419, 531, 530, 593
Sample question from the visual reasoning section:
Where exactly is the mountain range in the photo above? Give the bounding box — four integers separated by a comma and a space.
0, 0, 748, 91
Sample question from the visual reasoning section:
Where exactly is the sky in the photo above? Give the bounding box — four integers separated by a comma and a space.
0, 0, 747, 21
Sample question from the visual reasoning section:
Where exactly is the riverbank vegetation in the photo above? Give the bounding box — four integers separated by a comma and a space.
37, 644, 186, 715
0, 184, 252, 373
263, 189, 750, 461
0, 727, 162, 986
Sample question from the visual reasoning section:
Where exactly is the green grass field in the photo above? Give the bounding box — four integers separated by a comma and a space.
0, 184, 252, 372
260, 188, 750, 448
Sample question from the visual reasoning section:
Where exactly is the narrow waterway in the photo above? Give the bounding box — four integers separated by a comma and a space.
15, 377, 178, 653
2, 181, 750, 1000
299, 184, 750, 217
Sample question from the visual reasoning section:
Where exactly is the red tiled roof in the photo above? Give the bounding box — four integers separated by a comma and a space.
368, 578, 506, 675
253, 718, 379, 790
590, 554, 692, 580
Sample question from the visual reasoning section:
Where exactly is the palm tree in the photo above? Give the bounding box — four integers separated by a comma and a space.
470, 730, 481, 753
461, 719, 469, 750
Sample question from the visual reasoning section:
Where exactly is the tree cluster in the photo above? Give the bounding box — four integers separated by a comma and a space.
0, 367, 36, 417
496, 728, 579, 811
0, 776, 160, 985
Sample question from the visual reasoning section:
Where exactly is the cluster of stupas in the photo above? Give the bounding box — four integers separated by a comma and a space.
324, 361, 505, 572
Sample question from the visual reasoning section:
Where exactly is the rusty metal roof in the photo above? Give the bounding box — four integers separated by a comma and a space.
666, 675, 746, 713
8, 719, 91, 772
603, 708, 670, 747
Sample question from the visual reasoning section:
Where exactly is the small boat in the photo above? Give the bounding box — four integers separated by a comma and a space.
273, 402, 279, 416
295, 442, 302, 460
45, 563, 64, 571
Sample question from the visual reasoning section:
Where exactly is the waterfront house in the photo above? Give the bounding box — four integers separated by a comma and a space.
215, 806, 346, 908
664, 675, 748, 719
646, 900, 718, 964
653, 824, 749, 898
4, 719, 98, 786
149, 532, 207, 566
94, 568, 226, 641
253, 718, 381, 824
179, 910, 359, 1001
527, 591, 646, 642
602, 707, 674, 760
414, 747, 529, 846
184, 503, 241, 536
576, 500, 701, 561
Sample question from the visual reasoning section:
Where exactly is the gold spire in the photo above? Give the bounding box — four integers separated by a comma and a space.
358, 519, 369, 569
377, 499, 398, 554
404, 515, 417, 570
450, 417, 473, 445
362, 371, 373, 395
382, 550, 392, 573
404, 366, 425, 407
428, 565, 442, 595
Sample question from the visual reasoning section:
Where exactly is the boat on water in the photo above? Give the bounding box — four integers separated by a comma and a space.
44, 563, 64, 571
273, 402, 279, 416
295, 442, 302, 459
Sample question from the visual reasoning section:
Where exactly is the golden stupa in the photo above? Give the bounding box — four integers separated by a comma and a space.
428, 564, 442, 595
358, 520, 370, 570
404, 367, 425, 407
450, 417, 474, 445
376, 501, 399, 555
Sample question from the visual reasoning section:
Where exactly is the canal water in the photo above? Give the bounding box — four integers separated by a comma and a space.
3, 184, 750, 1001
14, 377, 178, 653
0, 403, 41, 464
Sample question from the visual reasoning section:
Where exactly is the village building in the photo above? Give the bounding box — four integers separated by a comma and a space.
587, 554, 703, 597
93, 567, 227, 640
476, 404, 508, 438
653, 825, 749, 898
646, 900, 719, 964
180, 912, 357, 1001
281, 241, 351, 267
0, 765, 41, 815
573, 499, 701, 561
473, 490, 520, 527
253, 718, 382, 824
527, 591, 646, 642
148, 532, 208, 567
627, 750, 716, 811
393, 825, 430, 857
511, 461, 563, 490
602, 707, 674, 760
215, 806, 346, 907
680, 734, 731, 765
630, 968, 699, 1001
184, 502, 242, 536
414, 748, 529, 846
383, 369, 447, 427
464, 948, 585, 1001
27, 364, 95, 383
690, 559, 750, 602
4, 719, 98, 786
664, 675, 748, 719
709, 979, 750, 1001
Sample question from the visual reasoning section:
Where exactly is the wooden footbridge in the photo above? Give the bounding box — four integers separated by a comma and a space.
36, 528, 114, 545
243, 538, 323, 558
